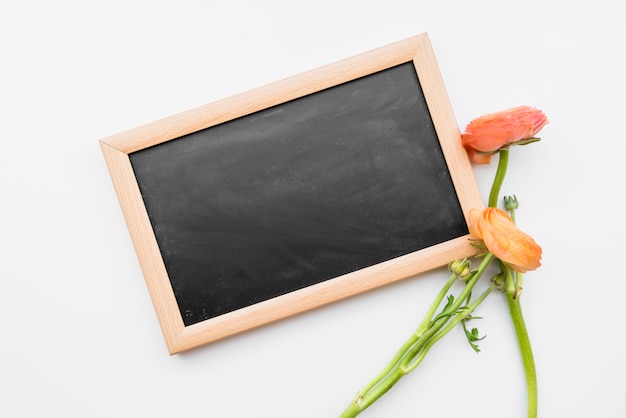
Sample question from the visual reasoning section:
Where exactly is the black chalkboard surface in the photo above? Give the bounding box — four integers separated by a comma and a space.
100, 33, 483, 354
131, 62, 466, 327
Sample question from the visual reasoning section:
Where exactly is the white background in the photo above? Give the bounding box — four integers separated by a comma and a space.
2, 1, 624, 417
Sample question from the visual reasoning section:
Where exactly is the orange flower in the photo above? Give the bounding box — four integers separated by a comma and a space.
461, 106, 548, 164
469, 208, 542, 273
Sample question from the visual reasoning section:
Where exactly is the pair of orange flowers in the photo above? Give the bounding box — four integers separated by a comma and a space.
462, 106, 546, 273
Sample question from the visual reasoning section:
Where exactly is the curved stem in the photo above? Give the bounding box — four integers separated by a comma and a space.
355, 273, 458, 399
396, 253, 494, 367
402, 284, 495, 373
506, 291, 537, 418
488, 148, 509, 208
340, 253, 495, 417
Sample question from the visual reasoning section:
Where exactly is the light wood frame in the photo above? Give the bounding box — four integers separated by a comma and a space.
100, 33, 483, 355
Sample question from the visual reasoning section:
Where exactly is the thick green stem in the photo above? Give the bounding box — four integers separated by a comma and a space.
506, 291, 537, 418
394, 254, 494, 369
355, 273, 458, 399
402, 284, 495, 373
340, 253, 495, 417
487, 143, 539, 418
488, 148, 509, 208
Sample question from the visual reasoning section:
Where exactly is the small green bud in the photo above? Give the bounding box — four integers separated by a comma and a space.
491, 272, 506, 291
504, 195, 519, 211
448, 258, 472, 280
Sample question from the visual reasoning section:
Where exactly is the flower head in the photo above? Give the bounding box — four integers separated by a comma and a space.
469, 207, 542, 273
461, 106, 548, 164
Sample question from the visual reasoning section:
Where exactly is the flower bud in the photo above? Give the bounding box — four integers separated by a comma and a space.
504, 195, 519, 211
448, 258, 472, 280
491, 272, 506, 291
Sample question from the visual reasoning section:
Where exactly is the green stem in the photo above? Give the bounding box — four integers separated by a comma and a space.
402, 284, 495, 373
488, 148, 509, 208
514, 272, 524, 299
395, 254, 494, 369
355, 273, 458, 399
340, 253, 495, 417
506, 291, 537, 418
416, 273, 462, 337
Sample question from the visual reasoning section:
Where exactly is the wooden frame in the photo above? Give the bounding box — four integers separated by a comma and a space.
100, 33, 483, 354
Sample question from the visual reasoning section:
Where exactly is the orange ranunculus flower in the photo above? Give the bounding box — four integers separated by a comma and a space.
461, 106, 549, 164
469, 208, 542, 273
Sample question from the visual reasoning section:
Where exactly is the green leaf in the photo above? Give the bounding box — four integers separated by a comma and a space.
462, 319, 486, 353
430, 295, 463, 324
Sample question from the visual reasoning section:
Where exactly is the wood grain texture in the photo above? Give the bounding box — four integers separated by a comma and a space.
99, 141, 184, 353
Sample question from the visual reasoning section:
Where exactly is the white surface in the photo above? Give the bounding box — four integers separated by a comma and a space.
2, 1, 624, 417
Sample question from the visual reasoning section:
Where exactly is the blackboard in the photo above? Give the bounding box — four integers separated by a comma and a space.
100, 33, 483, 354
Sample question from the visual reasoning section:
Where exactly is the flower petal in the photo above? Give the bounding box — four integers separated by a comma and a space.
468, 207, 542, 272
